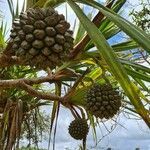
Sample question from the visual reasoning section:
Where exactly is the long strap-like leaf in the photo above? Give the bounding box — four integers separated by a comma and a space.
78, 0, 150, 54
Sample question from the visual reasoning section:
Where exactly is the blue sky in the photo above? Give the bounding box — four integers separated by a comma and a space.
0, 0, 150, 150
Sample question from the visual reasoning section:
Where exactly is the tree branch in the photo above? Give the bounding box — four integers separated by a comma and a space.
0, 75, 58, 88
0, 76, 62, 101
0, 70, 79, 102
0, 68, 80, 88
19, 81, 62, 101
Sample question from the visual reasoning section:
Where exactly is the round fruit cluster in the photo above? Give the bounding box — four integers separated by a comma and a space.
68, 118, 89, 140
85, 84, 122, 119
10, 7, 74, 69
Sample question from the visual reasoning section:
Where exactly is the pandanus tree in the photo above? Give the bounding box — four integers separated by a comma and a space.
0, 0, 150, 149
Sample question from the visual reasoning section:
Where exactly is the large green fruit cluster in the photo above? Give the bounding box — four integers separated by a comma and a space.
10, 7, 74, 69
68, 119, 89, 140
85, 84, 122, 119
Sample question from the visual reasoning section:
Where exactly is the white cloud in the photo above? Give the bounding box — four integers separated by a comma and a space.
39, 107, 150, 150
